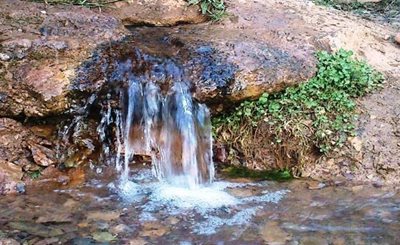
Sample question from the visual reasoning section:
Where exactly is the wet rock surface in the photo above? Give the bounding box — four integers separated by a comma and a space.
0, 0, 127, 118
0, 0, 317, 118
105, 0, 206, 26
0, 118, 57, 194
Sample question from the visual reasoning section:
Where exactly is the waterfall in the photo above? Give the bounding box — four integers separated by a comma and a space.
104, 80, 214, 189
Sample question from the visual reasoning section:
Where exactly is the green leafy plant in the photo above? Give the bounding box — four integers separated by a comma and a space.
213, 49, 383, 173
27, 170, 42, 179
187, 0, 226, 21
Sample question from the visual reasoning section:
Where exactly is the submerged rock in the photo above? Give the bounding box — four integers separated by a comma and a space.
0, 239, 19, 245
260, 221, 292, 245
141, 222, 170, 238
92, 231, 116, 242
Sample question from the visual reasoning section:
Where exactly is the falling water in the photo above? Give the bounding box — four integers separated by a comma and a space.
105, 79, 214, 189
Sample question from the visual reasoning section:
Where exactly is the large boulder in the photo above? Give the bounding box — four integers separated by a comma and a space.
0, 0, 317, 118
0, 0, 127, 117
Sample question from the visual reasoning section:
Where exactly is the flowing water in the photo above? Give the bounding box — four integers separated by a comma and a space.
0, 168, 399, 244
89, 46, 215, 192
118, 80, 213, 189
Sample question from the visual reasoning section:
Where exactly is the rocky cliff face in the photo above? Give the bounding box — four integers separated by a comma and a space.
0, 0, 319, 193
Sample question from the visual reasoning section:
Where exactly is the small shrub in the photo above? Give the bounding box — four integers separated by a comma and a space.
187, 0, 226, 21
213, 49, 383, 174
27, 170, 42, 179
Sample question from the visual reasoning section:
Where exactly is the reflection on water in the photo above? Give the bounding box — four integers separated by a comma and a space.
0, 167, 399, 244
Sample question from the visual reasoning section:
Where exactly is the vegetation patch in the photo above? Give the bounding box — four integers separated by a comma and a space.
222, 166, 293, 181
213, 49, 383, 175
26, 169, 42, 180
187, 0, 226, 21
314, 0, 400, 24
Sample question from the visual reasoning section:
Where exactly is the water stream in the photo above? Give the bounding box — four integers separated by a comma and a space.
0, 170, 399, 244
1, 43, 399, 244
118, 80, 213, 189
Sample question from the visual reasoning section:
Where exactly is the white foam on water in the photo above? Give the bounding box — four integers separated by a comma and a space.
109, 179, 142, 202
139, 212, 157, 222
148, 182, 238, 210
194, 207, 259, 235
242, 189, 291, 204
108, 169, 290, 235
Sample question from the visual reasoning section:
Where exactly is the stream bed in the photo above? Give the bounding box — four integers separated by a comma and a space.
0, 167, 399, 244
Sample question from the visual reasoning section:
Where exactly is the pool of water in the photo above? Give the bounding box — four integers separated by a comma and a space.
0, 167, 399, 244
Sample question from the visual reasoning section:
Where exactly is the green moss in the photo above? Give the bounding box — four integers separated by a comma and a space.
222, 166, 293, 181
26, 170, 42, 180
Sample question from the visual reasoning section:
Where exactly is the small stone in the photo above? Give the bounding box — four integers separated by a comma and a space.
227, 187, 257, 197
77, 222, 89, 228
28, 143, 56, 167
300, 236, 329, 245
46, 40, 68, 50
36, 212, 73, 223
8, 221, 64, 237
111, 224, 132, 234
0, 53, 10, 61
87, 211, 120, 221
141, 222, 170, 238
95, 222, 110, 230
128, 238, 147, 245
307, 182, 326, 190
349, 137, 362, 151
33, 237, 59, 245
16, 182, 25, 194
351, 185, 363, 193
372, 181, 384, 188
395, 33, 400, 45
63, 199, 78, 209
260, 221, 292, 245
0, 238, 19, 245
92, 231, 116, 242
332, 237, 346, 245
166, 217, 179, 225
